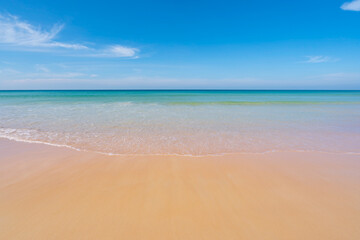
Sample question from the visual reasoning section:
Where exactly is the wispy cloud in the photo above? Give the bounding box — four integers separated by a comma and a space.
0, 14, 86, 49
102, 45, 139, 58
304, 56, 338, 63
86, 45, 139, 58
341, 0, 360, 11
0, 13, 139, 58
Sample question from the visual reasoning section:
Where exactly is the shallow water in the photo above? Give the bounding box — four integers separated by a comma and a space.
1, 90, 360, 155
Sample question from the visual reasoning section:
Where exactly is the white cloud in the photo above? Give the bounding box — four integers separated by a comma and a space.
341, 0, 360, 11
87, 45, 139, 58
107, 45, 138, 57
0, 14, 86, 49
0, 13, 139, 58
304, 56, 337, 63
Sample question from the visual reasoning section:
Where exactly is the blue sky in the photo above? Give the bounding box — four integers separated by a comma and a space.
0, 0, 360, 89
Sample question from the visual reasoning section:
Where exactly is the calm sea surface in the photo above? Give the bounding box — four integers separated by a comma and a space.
1, 90, 360, 155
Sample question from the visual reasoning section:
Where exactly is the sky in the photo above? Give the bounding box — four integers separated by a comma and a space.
0, 0, 360, 89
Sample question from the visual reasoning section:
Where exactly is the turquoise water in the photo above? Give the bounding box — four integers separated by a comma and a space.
1, 90, 360, 155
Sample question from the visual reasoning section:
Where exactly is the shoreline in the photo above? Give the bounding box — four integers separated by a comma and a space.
1, 138, 360, 239
1, 136, 360, 157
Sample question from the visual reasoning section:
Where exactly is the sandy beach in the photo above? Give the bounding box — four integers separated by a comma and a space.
1, 0, 360, 237
0, 138, 359, 240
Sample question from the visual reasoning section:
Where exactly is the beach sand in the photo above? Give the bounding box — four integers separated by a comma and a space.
0, 138, 360, 240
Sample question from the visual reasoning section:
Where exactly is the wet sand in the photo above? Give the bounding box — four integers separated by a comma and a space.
0, 138, 360, 240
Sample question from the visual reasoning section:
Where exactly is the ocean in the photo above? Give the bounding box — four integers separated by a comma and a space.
1, 90, 359, 155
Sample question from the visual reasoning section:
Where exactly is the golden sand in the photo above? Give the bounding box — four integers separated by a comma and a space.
0, 138, 360, 240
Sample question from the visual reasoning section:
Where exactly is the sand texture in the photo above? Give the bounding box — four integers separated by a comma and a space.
0, 139, 360, 240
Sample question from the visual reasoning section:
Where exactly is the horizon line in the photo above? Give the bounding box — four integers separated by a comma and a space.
0, 89, 360, 91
